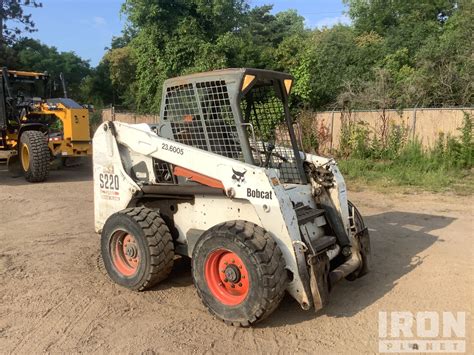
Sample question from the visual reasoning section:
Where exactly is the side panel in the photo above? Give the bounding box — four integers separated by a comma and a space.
93, 124, 140, 232
63, 107, 91, 142
39, 101, 92, 156
171, 197, 262, 244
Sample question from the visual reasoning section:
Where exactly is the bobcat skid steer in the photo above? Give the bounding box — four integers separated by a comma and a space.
93, 68, 371, 326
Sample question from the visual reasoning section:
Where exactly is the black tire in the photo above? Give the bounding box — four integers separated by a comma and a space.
20, 130, 50, 182
101, 207, 174, 291
192, 220, 287, 327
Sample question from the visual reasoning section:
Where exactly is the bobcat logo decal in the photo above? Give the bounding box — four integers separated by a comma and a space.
232, 168, 247, 186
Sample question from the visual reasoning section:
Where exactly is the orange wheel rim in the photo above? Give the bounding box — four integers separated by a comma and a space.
204, 249, 249, 306
110, 231, 140, 276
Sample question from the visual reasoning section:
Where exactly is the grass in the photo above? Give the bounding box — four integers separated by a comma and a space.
338, 158, 474, 195
333, 112, 473, 195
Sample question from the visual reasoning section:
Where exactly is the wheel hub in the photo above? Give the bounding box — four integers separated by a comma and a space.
224, 264, 241, 283
204, 249, 250, 306
111, 232, 140, 276
125, 244, 138, 258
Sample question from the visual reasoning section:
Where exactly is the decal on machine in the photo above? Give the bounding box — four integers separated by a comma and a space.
162, 142, 184, 155
247, 188, 272, 200
232, 168, 247, 186
99, 173, 120, 201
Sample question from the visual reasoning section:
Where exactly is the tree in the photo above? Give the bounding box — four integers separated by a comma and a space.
122, 0, 250, 112
80, 60, 114, 107
12, 38, 91, 101
344, 0, 458, 57
411, 0, 474, 106
88, 0, 472, 112
340, 0, 472, 108
0, 0, 42, 44
287, 25, 386, 109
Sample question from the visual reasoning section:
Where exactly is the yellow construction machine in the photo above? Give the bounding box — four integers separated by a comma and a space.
0, 68, 92, 182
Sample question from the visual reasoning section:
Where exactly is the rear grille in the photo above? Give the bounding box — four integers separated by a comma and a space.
153, 159, 174, 183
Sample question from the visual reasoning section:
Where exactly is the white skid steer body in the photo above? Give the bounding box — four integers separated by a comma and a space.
93, 68, 371, 326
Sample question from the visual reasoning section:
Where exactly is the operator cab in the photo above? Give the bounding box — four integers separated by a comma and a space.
7, 70, 48, 104
154, 68, 306, 185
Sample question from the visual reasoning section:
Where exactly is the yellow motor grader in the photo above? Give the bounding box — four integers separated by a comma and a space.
0, 68, 92, 182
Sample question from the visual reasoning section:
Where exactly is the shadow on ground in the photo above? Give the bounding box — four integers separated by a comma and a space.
152, 256, 194, 291
0, 159, 92, 186
140, 210, 455, 327
261, 211, 455, 327
89, 193, 456, 327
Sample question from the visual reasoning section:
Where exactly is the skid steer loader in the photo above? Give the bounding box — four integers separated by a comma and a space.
93, 68, 371, 326
0, 68, 92, 182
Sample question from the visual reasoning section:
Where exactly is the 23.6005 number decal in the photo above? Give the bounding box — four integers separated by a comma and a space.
99, 173, 119, 190
162, 143, 184, 155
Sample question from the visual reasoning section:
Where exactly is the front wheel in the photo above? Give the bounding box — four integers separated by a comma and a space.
192, 221, 287, 327
20, 130, 50, 182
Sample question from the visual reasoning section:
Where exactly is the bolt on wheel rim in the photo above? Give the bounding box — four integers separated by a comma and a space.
111, 231, 140, 276
204, 249, 249, 305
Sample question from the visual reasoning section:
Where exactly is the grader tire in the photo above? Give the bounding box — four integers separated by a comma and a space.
101, 207, 174, 291
20, 130, 50, 182
192, 221, 287, 327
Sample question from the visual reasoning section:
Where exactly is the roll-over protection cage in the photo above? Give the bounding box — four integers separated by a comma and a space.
155, 68, 307, 184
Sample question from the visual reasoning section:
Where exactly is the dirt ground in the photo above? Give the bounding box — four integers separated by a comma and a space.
0, 163, 472, 354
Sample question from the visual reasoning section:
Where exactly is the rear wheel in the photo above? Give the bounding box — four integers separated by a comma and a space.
192, 221, 287, 327
20, 130, 50, 182
101, 207, 174, 291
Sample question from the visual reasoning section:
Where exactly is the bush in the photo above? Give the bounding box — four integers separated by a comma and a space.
336, 112, 473, 192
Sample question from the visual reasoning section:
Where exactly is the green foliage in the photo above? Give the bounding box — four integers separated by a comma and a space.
11, 39, 91, 100
0, 38, 92, 102
338, 113, 474, 193
2, 0, 472, 113
458, 112, 473, 167
121, 0, 250, 112
340, 0, 473, 108
79, 60, 114, 107
0, 0, 42, 44
288, 26, 385, 109
109, 1, 310, 112
411, 0, 474, 106
344, 0, 458, 56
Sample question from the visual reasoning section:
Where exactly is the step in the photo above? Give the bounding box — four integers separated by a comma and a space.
295, 205, 325, 225
311, 235, 337, 253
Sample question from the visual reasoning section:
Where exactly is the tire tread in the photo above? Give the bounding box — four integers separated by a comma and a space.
21, 131, 50, 182
109, 207, 174, 291
194, 221, 287, 327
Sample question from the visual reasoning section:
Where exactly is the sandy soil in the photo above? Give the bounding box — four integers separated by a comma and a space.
0, 163, 472, 354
